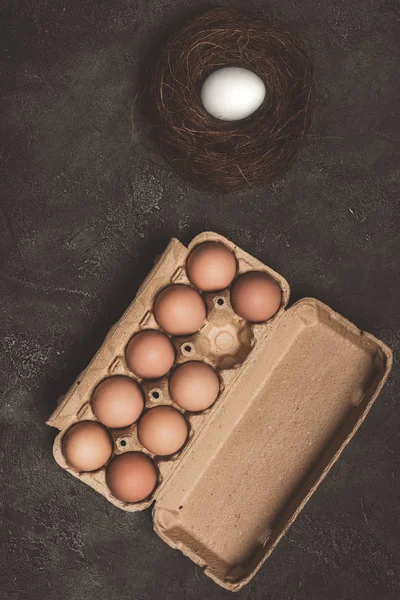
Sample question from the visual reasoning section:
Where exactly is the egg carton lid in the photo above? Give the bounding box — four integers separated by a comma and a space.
152, 292, 391, 590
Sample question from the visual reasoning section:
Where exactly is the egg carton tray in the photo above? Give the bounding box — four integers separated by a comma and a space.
47, 232, 392, 591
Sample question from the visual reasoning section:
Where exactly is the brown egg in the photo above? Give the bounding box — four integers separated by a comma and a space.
186, 242, 237, 291
62, 421, 113, 472
169, 361, 220, 412
106, 452, 157, 503
91, 376, 144, 428
154, 285, 206, 336
125, 329, 175, 379
138, 406, 188, 456
231, 271, 282, 322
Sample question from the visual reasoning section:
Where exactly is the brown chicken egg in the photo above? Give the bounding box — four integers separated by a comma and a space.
126, 329, 175, 379
231, 271, 282, 322
106, 452, 157, 503
169, 361, 220, 412
186, 242, 237, 291
62, 421, 113, 472
154, 285, 206, 336
91, 376, 144, 428
138, 406, 189, 456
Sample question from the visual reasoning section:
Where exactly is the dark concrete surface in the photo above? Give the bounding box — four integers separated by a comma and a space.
1, 1, 399, 599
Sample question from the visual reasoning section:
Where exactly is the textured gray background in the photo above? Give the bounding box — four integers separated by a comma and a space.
1, 1, 399, 599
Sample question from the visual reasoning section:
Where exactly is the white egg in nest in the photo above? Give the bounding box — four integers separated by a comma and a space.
200, 66, 266, 121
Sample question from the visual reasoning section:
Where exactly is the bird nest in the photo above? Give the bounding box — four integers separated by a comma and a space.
146, 8, 313, 193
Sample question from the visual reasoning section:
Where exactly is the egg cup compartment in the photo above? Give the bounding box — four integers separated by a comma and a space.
47, 232, 391, 590
188, 290, 255, 370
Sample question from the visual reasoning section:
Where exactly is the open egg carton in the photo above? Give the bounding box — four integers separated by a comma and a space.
47, 232, 392, 591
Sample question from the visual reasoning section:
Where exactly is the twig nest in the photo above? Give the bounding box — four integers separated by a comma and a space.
147, 8, 313, 193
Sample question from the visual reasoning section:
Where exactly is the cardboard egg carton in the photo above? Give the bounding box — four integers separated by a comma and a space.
47, 232, 392, 590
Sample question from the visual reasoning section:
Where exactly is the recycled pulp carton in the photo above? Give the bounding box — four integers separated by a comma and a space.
47, 232, 392, 591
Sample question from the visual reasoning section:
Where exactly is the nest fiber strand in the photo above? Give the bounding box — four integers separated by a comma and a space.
148, 9, 313, 192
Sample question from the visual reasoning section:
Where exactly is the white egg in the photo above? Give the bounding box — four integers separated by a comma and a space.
201, 67, 266, 122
